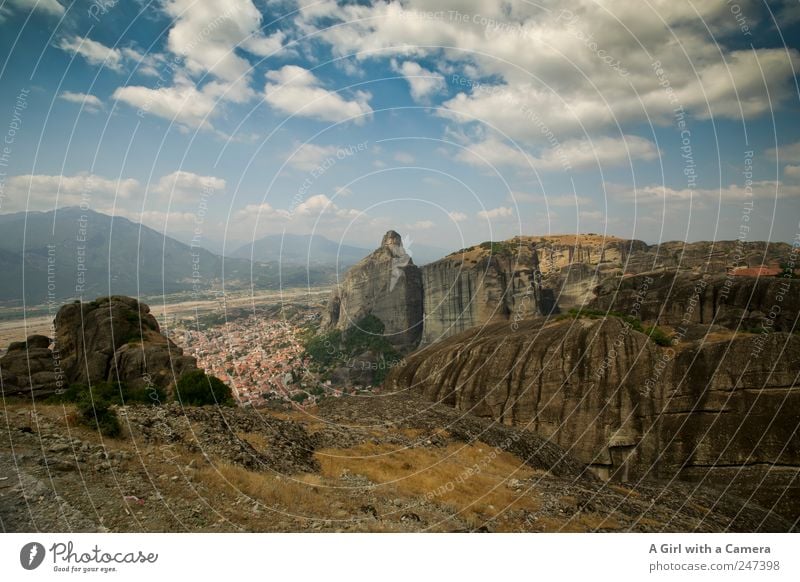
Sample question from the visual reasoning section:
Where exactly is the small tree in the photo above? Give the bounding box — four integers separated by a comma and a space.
175, 370, 235, 406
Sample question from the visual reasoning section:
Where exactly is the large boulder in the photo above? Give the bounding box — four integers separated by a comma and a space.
1, 296, 196, 398
0, 335, 59, 398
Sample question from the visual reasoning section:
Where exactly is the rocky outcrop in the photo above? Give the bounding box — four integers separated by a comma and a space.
0, 335, 59, 399
387, 317, 800, 520
324, 231, 423, 347
537, 237, 794, 311
420, 239, 542, 344
590, 271, 800, 332
326, 232, 795, 348
0, 296, 196, 398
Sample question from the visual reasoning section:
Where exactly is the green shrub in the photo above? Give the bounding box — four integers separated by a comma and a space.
76, 392, 121, 438
646, 325, 673, 346
49, 381, 164, 407
175, 370, 234, 406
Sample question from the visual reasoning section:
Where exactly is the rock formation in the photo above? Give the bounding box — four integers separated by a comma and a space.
386, 316, 800, 521
326, 231, 796, 349
0, 296, 196, 398
590, 270, 800, 332
323, 231, 423, 347
0, 335, 59, 399
420, 238, 542, 344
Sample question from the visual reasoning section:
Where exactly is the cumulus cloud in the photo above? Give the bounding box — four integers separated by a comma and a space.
448, 211, 468, 222
510, 192, 595, 207
766, 141, 800, 164
113, 75, 220, 129
59, 91, 103, 113
394, 151, 415, 164
162, 0, 284, 82
113, 0, 286, 129
1, 173, 140, 213
477, 206, 514, 219
4, 0, 63, 18
152, 171, 226, 203
784, 165, 800, 180
407, 220, 435, 229
297, 0, 799, 138
455, 133, 658, 171
59, 36, 123, 71
230, 194, 364, 240
614, 180, 800, 203
287, 142, 339, 171
392, 60, 445, 102
264, 65, 373, 123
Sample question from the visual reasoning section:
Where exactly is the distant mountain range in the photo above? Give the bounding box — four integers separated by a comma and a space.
0, 208, 336, 306
231, 233, 447, 266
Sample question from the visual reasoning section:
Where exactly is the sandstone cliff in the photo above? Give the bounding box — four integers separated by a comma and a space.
0, 296, 196, 398
326, 232, 795, 348
387, 317, 800, 521
324, 231, 423, 347
420, 238, 541, 344
590, 270, 800, 332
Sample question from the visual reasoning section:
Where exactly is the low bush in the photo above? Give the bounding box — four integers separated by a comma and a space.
175, 370, 235, 406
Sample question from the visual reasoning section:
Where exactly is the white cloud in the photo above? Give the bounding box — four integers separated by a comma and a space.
614, 181, 800, 203
113, 75, 220, 129
59, 91, 103, 113
152, 171, 226, 203
510, 192, 594, 207
455, 133, 658, 171
394, 151, 415, 164
287, 143, 338, 171
407, 220, 435, 230
448, 211, 468, 222
5, 0, 63, 17
264, 65, 373, 123
298, 0, 799, 138
163, 0, 285, 82
477, 206, 514, 219
113, 0, 286, 129
392, 60, 445, 102
1, 173, 140, 213
59, 36, 123, 71
230, 194, 364, 240
766, 141, 800, 164
784, 165, 800, 180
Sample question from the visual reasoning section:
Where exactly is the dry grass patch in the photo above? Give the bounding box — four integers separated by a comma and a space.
196, 462, 338, 518
316, 441, 541, 522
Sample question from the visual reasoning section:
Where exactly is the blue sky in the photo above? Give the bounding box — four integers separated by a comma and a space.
0, 0, 799, 254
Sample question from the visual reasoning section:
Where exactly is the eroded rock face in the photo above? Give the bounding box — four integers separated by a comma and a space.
0, 296, 196, 398
0, 335, 59, 399
387, 317, 800, 520
420, 239, 541, 344
537, 237, 794, 311
324, 231, 423, 347
590, 271, 800, 332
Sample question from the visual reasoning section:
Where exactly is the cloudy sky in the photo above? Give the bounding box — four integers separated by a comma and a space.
0, 0, 799, 253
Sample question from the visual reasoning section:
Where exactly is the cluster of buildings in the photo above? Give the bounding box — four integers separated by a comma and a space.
170, 315, 334, 407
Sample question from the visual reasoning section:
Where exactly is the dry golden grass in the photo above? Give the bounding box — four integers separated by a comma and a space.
316, 441, 542, 522
196, 462, 337, 517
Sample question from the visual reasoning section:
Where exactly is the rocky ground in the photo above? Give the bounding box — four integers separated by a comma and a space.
1, 393, 793, 533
